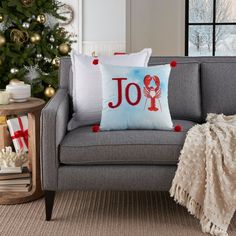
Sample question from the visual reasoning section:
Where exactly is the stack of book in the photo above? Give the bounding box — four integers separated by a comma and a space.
0, 166, 31, 192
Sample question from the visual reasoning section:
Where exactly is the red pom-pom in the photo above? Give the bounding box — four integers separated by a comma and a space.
92, 59, 99, 65
174, 125, 182, 132
170, 61, 177, 68
92, 124, 100, 132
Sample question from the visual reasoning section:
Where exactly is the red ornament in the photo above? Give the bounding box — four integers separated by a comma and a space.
174, 125, 182, 132
170, 61, 177, 68
92, 124, 100, 132
92, 59, 99, 65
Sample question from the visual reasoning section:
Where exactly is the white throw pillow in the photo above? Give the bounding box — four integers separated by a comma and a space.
68, 48, 152, 130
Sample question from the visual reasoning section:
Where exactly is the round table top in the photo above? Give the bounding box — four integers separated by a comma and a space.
0, 97, 45, 116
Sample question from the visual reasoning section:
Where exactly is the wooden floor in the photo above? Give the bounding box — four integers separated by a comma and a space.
0, 191, 235, 236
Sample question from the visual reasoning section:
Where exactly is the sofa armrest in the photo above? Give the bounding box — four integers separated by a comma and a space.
40, 89, 69, 190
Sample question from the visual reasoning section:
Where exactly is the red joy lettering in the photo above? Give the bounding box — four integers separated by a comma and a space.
108, 78, 127, 108
125, 83, 141, 106
108, 78, 143, 109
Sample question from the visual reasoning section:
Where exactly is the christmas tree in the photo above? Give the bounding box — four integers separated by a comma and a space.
0, 0, 74, 99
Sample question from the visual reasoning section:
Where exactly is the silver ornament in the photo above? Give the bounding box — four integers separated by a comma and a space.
10, 68, 19, 74
0, 20, 12, 31
32, 15, 36, 19
44, 57, 51, 63
24, 65, 40, 81
36, 53, 43, 59
49, 36, 55, 42
44, 13, 57, 29
22, 22, 30, 29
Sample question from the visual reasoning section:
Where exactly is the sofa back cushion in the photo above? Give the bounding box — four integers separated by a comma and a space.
168, 63, 201, 122
148, 61, 201, 122
201, 62, 236, 119
67, 61, 201, 123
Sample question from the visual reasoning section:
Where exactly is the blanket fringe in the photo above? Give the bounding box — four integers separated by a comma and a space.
170, 184, 228, 236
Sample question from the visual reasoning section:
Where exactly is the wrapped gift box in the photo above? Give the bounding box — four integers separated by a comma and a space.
7, 116, 28, 152
0, 124, 12, 149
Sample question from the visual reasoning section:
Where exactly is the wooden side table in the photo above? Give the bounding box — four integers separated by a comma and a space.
0, 98, 45, 204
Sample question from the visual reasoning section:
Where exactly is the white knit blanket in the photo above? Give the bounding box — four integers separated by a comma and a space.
170, 113, 236, 236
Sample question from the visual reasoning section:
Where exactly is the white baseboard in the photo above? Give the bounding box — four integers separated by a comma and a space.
82, 41, 126, 56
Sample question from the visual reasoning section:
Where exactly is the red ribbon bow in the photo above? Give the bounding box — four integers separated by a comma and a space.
11, 117, 28, 150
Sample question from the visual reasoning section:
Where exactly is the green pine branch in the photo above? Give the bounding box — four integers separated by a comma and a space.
0, 0, 75, 100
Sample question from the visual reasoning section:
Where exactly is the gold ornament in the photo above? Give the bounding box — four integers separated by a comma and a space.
0, 35, 6, 47
59, 27, 66, 37
30, 33, 41, 44
21, 0, 34, 7
52, 57, 60, 68
0, 14, 4, 23
59, 43, 70, 55
37, 14, 46, 24
10, 29, 29, 45
0, 116, 7, 125
44, 85, 55, 98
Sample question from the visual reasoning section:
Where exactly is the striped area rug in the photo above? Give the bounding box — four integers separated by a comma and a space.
0, 191, 235, 236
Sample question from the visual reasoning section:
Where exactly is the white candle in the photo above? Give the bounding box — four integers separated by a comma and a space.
0, 90, 10, 105
6, 84, 31, 102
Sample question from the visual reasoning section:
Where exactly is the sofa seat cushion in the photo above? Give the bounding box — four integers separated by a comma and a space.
59, 120, 197, 165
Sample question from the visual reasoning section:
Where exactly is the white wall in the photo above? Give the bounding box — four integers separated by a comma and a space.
83, 0, 126, 41
60, 0, 185, 56
82, 0, 126, 55
127, 0, 185, 56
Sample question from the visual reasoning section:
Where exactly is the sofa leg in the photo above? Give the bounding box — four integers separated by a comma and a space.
45, 191, 55, 221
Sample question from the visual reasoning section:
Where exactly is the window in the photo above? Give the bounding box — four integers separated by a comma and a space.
186, 0, 236, 56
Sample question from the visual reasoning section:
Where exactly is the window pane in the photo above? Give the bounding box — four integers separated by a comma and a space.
189, 0, 213, 23
216, 0, 236, 23
215, 25, 236, 55
189, 25, 213, 56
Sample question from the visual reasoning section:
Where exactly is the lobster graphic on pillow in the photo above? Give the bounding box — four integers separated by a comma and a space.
143, 75, 162, 112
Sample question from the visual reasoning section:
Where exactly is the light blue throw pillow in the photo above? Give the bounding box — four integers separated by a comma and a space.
100, 64, 173, 131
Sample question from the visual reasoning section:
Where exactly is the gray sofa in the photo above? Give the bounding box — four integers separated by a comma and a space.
40, 56, 236, 220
